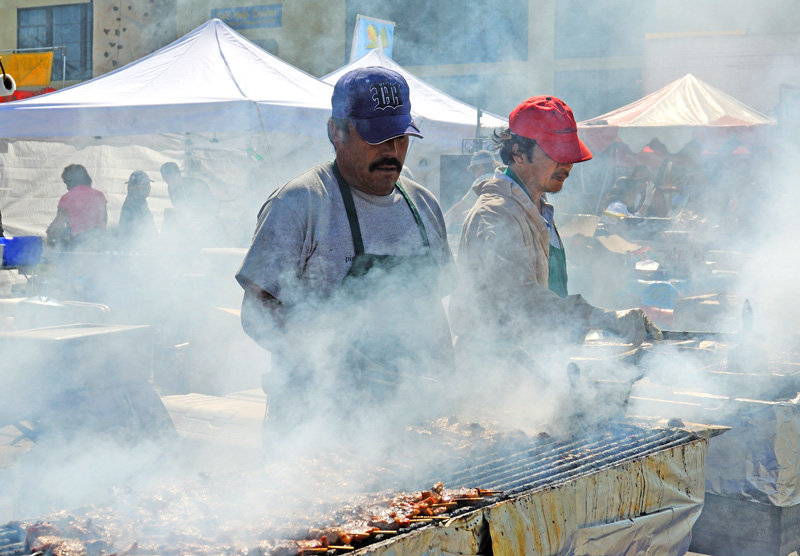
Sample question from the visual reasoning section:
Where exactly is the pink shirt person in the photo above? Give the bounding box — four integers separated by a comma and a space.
46, 164, 108, 248
58, 184, 107, 237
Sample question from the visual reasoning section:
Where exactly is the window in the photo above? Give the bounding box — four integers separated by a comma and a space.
18, 3, 94, 82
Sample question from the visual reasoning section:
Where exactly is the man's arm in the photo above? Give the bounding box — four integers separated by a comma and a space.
241, 280, 286, 352
461, 221, 659, 345
460, 209, 596, 331
46, 208, 70, 243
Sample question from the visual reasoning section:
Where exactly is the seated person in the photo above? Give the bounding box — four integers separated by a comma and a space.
629, 165, 668, 217
46, 164, 107, 251
604, 177, 639, 217
604, 175, 662, 218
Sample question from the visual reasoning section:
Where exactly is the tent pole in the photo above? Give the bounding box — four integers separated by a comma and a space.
595, 144, 616, 215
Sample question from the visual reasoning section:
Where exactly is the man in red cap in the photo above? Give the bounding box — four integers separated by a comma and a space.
450, 96, 661, 372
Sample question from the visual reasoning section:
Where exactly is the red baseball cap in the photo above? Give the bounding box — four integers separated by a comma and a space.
508, 96, 592, 164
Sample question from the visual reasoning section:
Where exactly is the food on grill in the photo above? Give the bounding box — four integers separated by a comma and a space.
0, 417, 526, 556
25, 522, 89, 556
0, 481, 501, 556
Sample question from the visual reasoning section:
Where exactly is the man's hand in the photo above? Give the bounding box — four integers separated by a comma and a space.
241, 282, 285, 351
590, 308, 663, 346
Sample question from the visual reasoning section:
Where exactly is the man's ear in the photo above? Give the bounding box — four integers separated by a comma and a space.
510, 143, 523, 163
511, 143, 531, 164
328, 120, 344, 146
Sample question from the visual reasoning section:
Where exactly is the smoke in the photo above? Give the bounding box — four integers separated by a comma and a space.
1, 3, 799, 552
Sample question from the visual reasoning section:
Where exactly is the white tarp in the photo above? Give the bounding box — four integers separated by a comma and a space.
629, 384, 800, 507
0, 18, 333, 138
703, 394, 800, 507
578, 73, 773, 154
322, 49, 507, 148
0, 131, 332, 243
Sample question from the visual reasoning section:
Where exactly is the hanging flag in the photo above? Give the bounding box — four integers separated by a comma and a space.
0, 87, 56, 103
2, 52, 53, 88
350, 14, 395, 62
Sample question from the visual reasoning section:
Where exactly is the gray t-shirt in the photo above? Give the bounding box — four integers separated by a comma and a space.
236, 161, 455, 306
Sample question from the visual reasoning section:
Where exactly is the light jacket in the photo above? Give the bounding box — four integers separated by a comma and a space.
450, 169, 595, 348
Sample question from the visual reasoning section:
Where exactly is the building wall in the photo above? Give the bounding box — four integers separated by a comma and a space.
93, 0, 176, 75
2, 0, 799, 120
175, 0, 346, 78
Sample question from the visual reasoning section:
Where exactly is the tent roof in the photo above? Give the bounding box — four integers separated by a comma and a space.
0, 19, 334, 138
322, 50, 506, 147
578, 74, 773, 153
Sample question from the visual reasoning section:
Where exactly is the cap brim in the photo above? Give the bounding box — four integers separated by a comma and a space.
467, 160, 496, 171
537, 135, 593, 164
351, 115, 423, 145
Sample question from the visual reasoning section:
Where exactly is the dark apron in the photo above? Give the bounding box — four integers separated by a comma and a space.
263, 165, 454, 440
548, 239, 568, 297
332, 162, 454, 392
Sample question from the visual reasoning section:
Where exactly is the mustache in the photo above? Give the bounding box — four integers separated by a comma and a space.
553, 170, 570, 179
369, 158, 403, 172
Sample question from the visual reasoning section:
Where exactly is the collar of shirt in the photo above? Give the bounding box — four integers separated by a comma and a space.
499, 167, 553, 214
500, 167, 560, 247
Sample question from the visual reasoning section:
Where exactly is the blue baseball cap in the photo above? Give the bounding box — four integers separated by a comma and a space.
331, 66, 423, 145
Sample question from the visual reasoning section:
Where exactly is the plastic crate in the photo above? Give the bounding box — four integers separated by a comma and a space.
0, 236, 43, 268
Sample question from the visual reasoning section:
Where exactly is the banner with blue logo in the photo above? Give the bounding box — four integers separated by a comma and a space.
211, 4, 282, 30
350, 14, 395, 62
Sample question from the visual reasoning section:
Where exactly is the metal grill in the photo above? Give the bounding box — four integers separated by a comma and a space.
439, 423, 698, 495
0, 423, 704, 556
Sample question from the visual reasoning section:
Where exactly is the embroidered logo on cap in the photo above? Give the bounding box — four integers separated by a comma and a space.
370, 82, 403, 111
554, 126, 577, 135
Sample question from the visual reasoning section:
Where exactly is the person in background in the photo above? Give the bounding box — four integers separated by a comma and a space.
444, 149, 501, 233
159, 161, 217, 213
237, 67, 456, 444
159, 161, 226, 247
46, 164, 107, 251
118, 170, 158, 250
629, 165, 668, 217
604, 176, 647, 217
450, 95, 661, 372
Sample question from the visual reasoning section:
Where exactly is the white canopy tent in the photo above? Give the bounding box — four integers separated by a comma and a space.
0, 18, 334, 138
578, 73, 773, 154
570, 74, 774, 217
0, 19, 337, 241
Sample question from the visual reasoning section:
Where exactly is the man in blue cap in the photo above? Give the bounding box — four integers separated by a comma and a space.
236, 67, 455, 445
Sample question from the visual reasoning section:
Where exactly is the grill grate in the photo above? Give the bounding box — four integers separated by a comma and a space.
439, 423, 698, 495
